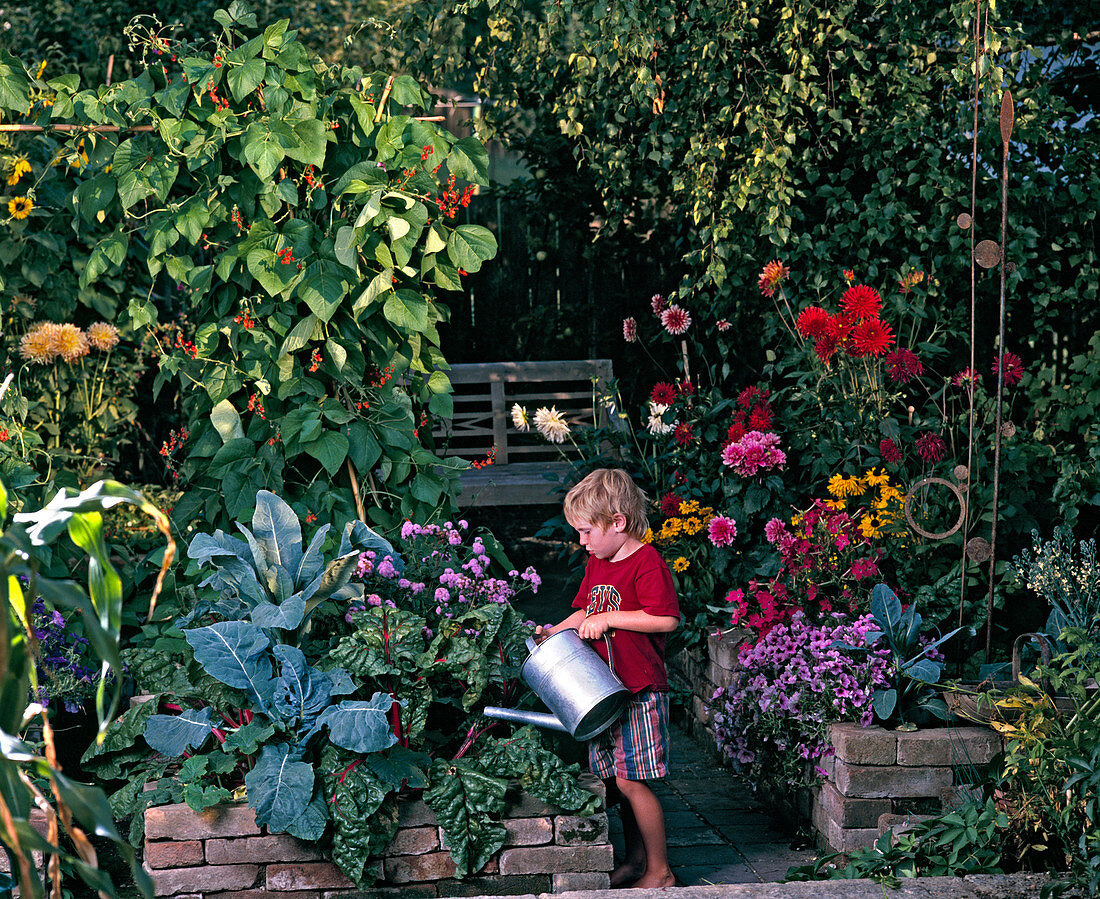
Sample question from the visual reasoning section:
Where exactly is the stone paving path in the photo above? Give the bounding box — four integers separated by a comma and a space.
606, 723, 819, 887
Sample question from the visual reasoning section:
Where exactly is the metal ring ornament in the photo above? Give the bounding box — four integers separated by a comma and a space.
903, 476, 966, 540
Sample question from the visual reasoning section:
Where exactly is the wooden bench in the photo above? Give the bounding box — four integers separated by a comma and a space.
434, 359, 617, 506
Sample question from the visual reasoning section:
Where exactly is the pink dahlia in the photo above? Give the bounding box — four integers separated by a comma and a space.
707, 515, 738, 547
623, 317, 638, 342
650, 293, 667, 315
661, 304, 692, 335
764, 517, 786, 544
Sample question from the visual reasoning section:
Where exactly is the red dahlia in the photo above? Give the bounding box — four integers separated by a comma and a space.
749, 406, 773, 431
884, 348, 923, 383
840, 284, 883, 320
850, 318, 894, 357
659, 492, 682, 517
758, 260, 789, 297
727, 421, 746, 443
992, 351, 1024, 387
795, 305, 831, 338
879, 438, 902, 464
673, 421, 694, 446
650, 382, 678, 406
915, 432, 946, 463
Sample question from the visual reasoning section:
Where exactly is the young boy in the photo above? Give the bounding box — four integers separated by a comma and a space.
536, 468, 680, 889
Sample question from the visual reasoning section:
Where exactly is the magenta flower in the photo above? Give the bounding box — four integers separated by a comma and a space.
660, 304, 692, 335
708, 515, 738, 547
623, 316, 638, 342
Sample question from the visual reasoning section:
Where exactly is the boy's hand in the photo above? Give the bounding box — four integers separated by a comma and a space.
577, 613, 612, 640
533, 624, 552, 643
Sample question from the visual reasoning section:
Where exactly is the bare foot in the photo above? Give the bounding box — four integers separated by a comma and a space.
631, 867, 676, 889
609, 861, 645, 888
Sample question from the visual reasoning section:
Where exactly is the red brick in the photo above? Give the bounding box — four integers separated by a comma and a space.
266, 863, 354, 891
497, 844, 613, 875
895, 727, 1001, 767
144, 840, 204, 869
384, 826, 440, 855
205, 835, 323, 865
145, 864, 259, 896
146, 803, 261, 840
828, 723, 896, 765
382, 852, 457, 884
554, 813, 608, 846
834, 759, 952, 799
814, 780, 891, 829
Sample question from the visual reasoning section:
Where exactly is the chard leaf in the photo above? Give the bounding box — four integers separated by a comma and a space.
476, 726, 600, 814
244, 742, 314, 833
144, 707, 216, 757
184, 621, 274, 710
423, 605, 505, 710
81, 695, 161, 778
312, 694, 397, 753
326, 747, 397, 886
273, 644, 333, 726
251, 595, 306, 631
328, 605, 425, 680
365, 745, 431, 790
425, 758, 507, 875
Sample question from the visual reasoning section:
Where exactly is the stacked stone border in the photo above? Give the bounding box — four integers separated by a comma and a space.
669, 633, 1006, 853
142, 775, 612, 897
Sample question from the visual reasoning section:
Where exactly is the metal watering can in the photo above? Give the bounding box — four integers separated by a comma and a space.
484, 628, 629, 740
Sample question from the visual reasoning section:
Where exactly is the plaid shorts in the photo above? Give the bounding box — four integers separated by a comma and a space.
589, 690, 670, 781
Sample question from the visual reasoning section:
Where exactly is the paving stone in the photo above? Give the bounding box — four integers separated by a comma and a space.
675, 862, 760, 885
665, 825, 728, 847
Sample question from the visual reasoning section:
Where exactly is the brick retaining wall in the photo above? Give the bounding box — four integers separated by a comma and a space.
669, 636, 1006, 854
142, 775, 612, 897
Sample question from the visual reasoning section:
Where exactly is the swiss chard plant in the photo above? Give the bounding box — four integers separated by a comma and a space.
0, 2, 498, 532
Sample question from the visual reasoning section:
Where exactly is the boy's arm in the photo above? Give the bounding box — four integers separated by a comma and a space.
576, 609, 678, 641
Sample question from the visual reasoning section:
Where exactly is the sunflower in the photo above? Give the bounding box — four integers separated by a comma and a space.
6, 158, 31, 186
8, 196, 33, 220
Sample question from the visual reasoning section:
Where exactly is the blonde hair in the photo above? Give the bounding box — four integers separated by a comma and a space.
564, 469, 649, 538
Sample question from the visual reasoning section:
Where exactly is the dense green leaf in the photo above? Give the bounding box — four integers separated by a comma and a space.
424, 759, 507, 875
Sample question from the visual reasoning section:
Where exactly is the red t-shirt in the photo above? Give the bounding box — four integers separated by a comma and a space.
571, 543, 680, 693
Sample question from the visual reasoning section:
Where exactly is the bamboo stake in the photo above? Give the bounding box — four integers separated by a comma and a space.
346, 457, 367, 523
373, 75, 395, 124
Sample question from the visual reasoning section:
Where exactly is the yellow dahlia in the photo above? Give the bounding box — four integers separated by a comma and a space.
53, 323, 90, 362
19, 324, 55, 364
87, 322, 120, 351
8, 196, 33, 220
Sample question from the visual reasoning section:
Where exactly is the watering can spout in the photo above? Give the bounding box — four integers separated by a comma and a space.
483, 706, 570, 733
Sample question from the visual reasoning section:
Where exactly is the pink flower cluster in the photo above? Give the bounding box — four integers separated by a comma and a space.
720, 430, 786, 477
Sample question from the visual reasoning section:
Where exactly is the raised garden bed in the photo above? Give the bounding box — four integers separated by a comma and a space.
142, 775, 612, 897
669, 636, 1006, 853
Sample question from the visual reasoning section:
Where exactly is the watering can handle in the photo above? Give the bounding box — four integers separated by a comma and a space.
526, 636, 538, 654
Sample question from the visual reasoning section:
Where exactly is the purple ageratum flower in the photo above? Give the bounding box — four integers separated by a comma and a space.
366, 594, 383, 607
377, 556, 397, 578
435, 587, 450, 603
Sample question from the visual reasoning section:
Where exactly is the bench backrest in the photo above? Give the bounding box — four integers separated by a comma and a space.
434, 359, 615, 464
